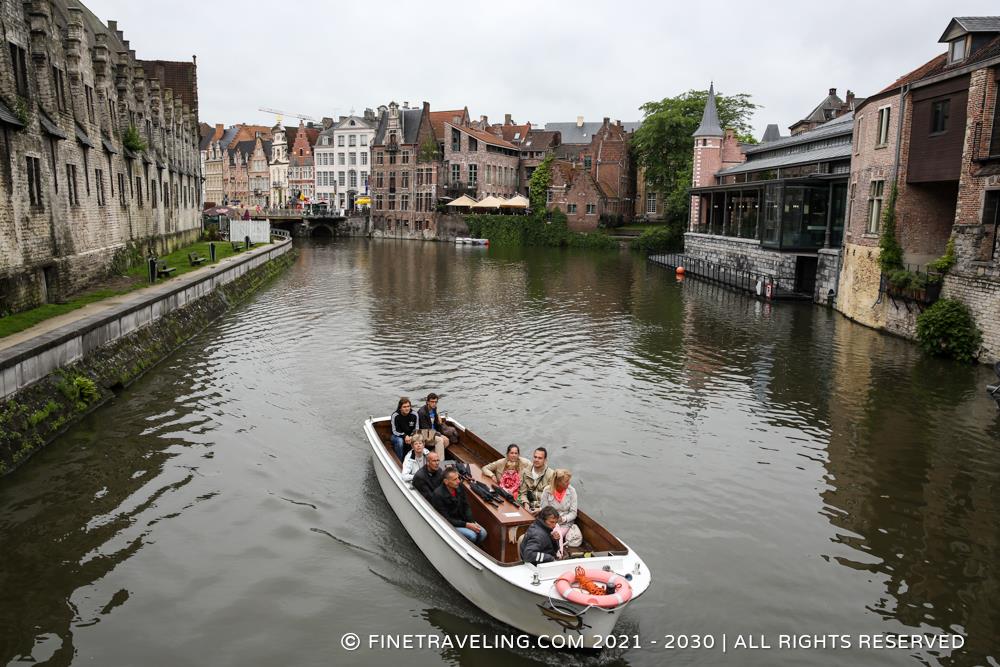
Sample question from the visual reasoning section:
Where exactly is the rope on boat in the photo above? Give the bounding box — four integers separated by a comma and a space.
544, 573, 635, 616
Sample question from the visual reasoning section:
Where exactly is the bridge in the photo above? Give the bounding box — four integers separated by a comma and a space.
249, 208, 349, 238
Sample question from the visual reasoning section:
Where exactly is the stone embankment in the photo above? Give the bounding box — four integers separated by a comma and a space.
0, 239, 295, 477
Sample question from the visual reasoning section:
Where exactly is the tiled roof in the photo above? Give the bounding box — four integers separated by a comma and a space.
430, 109, 466, 139
0, 98, 23, 127
373, 108, 424, 145
940, 17, 1000, 41
876, 54, 948, 95
543, 121, 640, 144
520, 130, 560, 150
500, 123, 531, 144
451, 123, 518, 150
718, 144, 851, 176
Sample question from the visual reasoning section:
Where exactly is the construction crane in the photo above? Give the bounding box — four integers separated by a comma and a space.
258, 107, 318, 126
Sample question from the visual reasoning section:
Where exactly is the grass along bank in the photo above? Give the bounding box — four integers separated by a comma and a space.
0, 238, 269, 339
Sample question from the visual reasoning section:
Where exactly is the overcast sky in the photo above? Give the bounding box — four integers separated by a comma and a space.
85, 0, 999, 138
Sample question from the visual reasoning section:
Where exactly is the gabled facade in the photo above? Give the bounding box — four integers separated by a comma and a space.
247, 134, 271, 209
370, 101, 438, 236
287, 120, 316, 202
331, 111, 375, 212
269, 123, 288, 207
548, 160, 607, 231
441, 121, 520, 200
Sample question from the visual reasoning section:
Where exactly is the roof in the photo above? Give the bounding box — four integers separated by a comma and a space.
286, 125, 320, 149
373, 107, 424, 145
0, 98, 23, 128
500, 123, 531, 144
335, 115, 375, 131
939, 17, 1000, 41
543, 120, 640, 144
520, 130, 560, 150
743, 112, 853, 155
694, 83, 724, 137
760, 124, 782, 143
798, 91, 845, 125
449, 123, 518, 150
717, 144, 852, 176
140, 60, 198, 114
38, 111, 67, 139
430, 109, 467, 139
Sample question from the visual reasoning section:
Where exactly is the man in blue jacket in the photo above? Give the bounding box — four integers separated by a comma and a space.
520, 506, 560, 564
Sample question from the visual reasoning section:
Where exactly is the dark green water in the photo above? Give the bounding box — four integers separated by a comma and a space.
1, 239, 998, 667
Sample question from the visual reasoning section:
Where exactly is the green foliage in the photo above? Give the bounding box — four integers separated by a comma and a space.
877, 184, 904, 275
14, 96, 29, 126
74, 376, 100, 404
632, 223, 686, 255
916, 298, 982, 363
631, 89, 759, 224
929, 237, 957, 274
528, 154, 554, 212
122, 125, 147, 153
465, 209, 617, 249
28, 401, 58, 427
418, 137, 440, 163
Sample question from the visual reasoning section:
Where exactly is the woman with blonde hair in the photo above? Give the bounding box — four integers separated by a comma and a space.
538, 468, 581, 558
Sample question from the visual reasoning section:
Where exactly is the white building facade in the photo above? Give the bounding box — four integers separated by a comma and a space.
314, 119, 338, 210
331, 112, 376, 213
269, 124, 289, 208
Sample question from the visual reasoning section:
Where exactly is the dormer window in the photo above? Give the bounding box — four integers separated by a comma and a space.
949, 36, 967, 63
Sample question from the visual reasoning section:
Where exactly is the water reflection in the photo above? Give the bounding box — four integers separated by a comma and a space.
0, 239, 998, 666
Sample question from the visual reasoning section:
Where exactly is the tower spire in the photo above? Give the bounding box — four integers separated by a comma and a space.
693, 82, 723, 137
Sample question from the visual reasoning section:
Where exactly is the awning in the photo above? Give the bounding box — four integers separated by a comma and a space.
0, 99, 24, 128
446, 194, 478, 207
155, 156, 166, 169
75, 123, 94, 148
101, 136, 118, 154
123, 147, 138, 160
141, 152, 153, 165
39, 112, 67, 139
355, 196, 371, 205
471, 195, 505, 209
499, 194, 529, 208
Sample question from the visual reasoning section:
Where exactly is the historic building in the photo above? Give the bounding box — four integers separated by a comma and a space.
837, 16, 1000, 360
287, 120, 316, 202
370, 101, 439, 236
246, 133, 271, 209
330, 111, 375, 212
441, 120, 520, 200
547, 160, 608, 231
687, 84, 857, 300
517, 129, 560, 197
269, 122, 288, 207
0, 0, 201, 316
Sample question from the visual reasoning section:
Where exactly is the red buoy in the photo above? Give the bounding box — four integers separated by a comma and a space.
676, 266, 686, 275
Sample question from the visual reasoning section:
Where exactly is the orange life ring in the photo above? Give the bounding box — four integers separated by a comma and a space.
554, 567, 633, 608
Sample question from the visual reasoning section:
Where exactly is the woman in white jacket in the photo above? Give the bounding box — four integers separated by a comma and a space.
401, 439, 428, 483
538, 468, 581, 558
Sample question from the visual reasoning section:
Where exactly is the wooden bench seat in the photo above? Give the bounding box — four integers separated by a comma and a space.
188, 252, 207, 266
155, 260, 176, 278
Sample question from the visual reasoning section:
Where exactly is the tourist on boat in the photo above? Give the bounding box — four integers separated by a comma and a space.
412, 451, 445, 502
390, 397, 419, 460
401, 439, 428, 483
519, 506, 561, 564
538, 469, 582, 558
482, 444, 530, 485
520, 447, 555, 512
432, 468, 487, 545
418, 393, 458, 441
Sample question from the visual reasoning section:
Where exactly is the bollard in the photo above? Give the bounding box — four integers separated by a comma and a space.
209, 242, 216, 262
245, 235, 251, 250
147, 256, 157, 283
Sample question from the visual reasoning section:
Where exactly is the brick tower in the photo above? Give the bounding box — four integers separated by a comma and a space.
691, 83, 724, 231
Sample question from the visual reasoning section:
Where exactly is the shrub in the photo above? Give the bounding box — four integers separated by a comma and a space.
929, 237, 957, 274
916, 298, 982, 363
877, 184, 903, 275
632, 224, 684, 255
73, 376, 100, 404
122, 125, 147, 153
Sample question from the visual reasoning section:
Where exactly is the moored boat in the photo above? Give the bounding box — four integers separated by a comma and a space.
364, 416, 650, 646
455, 237, 489, 246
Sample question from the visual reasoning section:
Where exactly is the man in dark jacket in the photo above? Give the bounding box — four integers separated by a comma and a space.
412, 452, 445, 502
520, 506, 561, 564
432, 468, 487, 544
417, 393, 459, 445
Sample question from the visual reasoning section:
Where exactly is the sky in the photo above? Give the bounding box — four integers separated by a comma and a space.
84, 0, 1000, 139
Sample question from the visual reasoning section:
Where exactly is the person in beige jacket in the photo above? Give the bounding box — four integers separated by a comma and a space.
481, 444, 530, 484
520, 447, 555, 511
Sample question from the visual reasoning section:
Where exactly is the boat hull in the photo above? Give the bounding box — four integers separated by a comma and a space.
365, 419, 648, 647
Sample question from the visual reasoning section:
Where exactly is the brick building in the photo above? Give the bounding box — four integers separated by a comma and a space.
518, 129, 560, 197
370, 101, 439, 236
247, 133, 271, 209
837, 16, 1000, 360
547, 160, 607, 231
287, 119, 317, 202
0, 0, 202, 316
441, 121, 520, 200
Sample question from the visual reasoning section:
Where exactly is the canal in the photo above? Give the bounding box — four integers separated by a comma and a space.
1, 239, 998, 666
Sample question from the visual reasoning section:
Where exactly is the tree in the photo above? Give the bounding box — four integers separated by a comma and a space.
528, 154, 554, 212
631, 89, 758, 223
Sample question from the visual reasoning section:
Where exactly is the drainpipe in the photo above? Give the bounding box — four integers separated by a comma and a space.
892, 84, 910, 187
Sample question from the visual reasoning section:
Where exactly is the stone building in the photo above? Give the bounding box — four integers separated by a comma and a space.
837, 16, 1000, 360
687, 84, 857, 300
517, 129, 560, 197
370, 101, 439, 237
441, 120, 520, 200
246, 133, 271, 209
269, 123, 288, 207
0, 0, 202, 316
547, 160, 607, 231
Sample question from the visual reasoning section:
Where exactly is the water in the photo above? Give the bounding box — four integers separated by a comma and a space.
1, 239, 998, 667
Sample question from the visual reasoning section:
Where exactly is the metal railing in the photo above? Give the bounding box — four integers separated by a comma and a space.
649, 253, 776, 298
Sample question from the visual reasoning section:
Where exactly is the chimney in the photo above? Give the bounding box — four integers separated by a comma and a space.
576, 115, 584, 128
505, 113, 512, 125
107, 19, 117, 31
846, 90, 855, 108
403, 101, 409, 109
829, 87, 837, 96
480, 115, 488, 126
602, 117, 610, 127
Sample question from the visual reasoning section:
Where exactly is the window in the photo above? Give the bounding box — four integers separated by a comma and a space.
376, 151, 384, 165
163, 180, 169, 208
376, 194, 383, 210
135, 175, 144, 206
338, 152, 345, 165
567, 203, 577, 213
451, 164, 460, 183
374, 172, 382, 188
586, 203, 596, 214
361, 152, 368, 166
85, 86, 95, 123
338, 135, 345, 146
389, 151, 396, 165
66, 164, 79, 205
9, 42, 29, 97
584, 155, 592, 170
26, 156, 42, 206
388, 194, 395, 210
982, 190, 1000, 261
452, 128, 461, 152
349, 152, 357, 165
349, 134, 356, 146
546, 189, 552, 204
468, 164, 477, 185
646, 192, 657, 214
866, 179, 884, 234
401, 194, 409, 210
361, 171, 368, 188
389, 171, 396, 190
95, 168, 105, 205
349, 170, 357, 188
118, 173, 126, 205
931, 99, 950, 134
401, 171, 409, 189
949, 37, 967, 64
468, 137, 478, 152
151, 177, 157, 208
876, 107, 891, 146
402, 150, 410, 164
360, 135, 368, 146
855, 117, 863, 154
